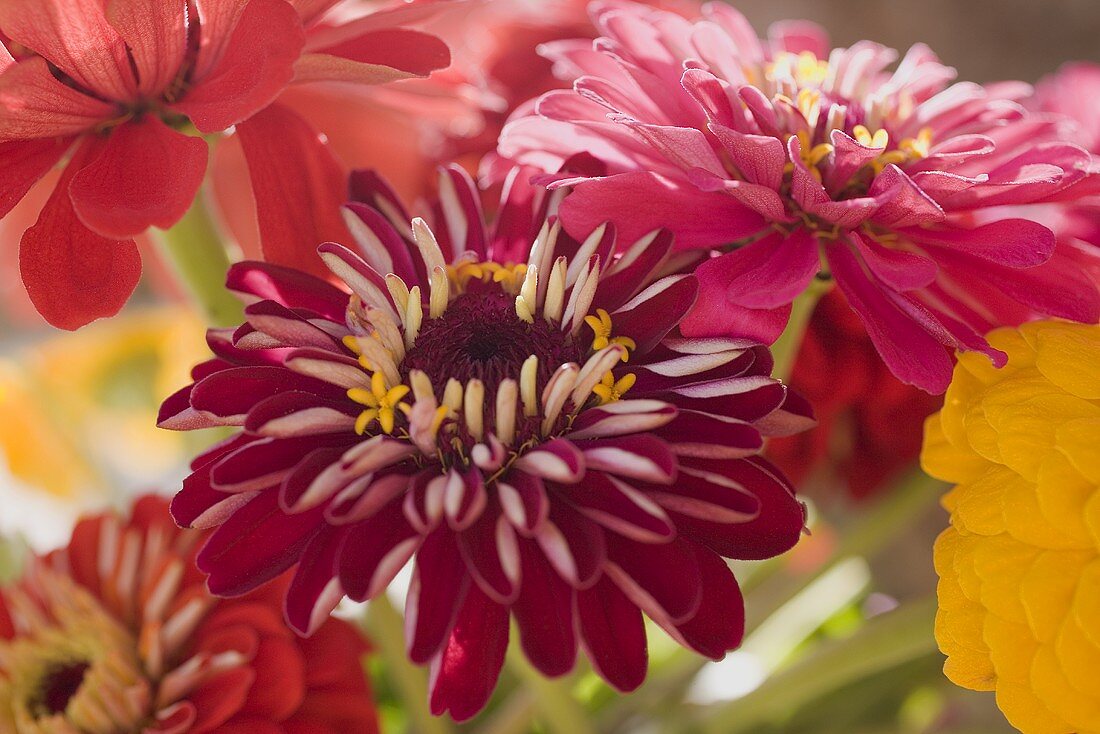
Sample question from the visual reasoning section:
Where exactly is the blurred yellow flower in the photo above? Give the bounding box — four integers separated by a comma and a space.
0, 307, 209, 500
922, 321, 1100, 734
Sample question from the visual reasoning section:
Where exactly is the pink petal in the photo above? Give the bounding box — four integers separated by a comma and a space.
696, 229, 820, 311
428, 585, 509, 722
826, 242, 956, 393
906, 219, 1055, 268
0, 58, 114, 139
173, 0, 304, 132
19, 145, 140, 330
69, 118, 208, 237
709, 123, 785, 189
236, 104, 350, 279
105, 0, 187, 96
849, 231, 938, 292
560, 171, 767, 250
0, 0, 135, 101
576, 577, 647, 692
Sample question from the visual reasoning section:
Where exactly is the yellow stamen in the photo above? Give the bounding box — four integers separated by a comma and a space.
348, 372, 410, 435
591, 371, 636, 405
584, 308, 635, 362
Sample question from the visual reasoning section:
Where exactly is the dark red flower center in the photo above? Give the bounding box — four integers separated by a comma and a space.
35, 661, 90, 716
402, 291, 582, 399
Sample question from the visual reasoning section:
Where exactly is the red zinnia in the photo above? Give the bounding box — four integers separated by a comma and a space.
0, 495, 379, 733
159, 167, 811, 720
0, 0, 450, 329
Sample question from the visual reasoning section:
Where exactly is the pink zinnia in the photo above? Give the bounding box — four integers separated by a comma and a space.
0, 0, 449, 329
498, 1, 1100, 393
158, 167, 811, 720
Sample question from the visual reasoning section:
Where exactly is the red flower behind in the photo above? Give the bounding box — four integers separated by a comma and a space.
0, 0, 450, 329
0, 495, 379, 733
766, 290, 941, 500
158, 167, 813, 720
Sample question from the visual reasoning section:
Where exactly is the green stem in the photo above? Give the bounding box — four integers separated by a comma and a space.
704, 596, 940, 734
363, 595, 455, 734
504, 642, 597, 734
154, 191, 243, 327
770, 277, 832, 383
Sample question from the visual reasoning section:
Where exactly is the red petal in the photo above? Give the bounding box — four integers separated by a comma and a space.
196, 490, 325, 596
174, 0, 304, 132
406, 530, 470, 664
105, 0, 187, 95
512, 540, 578, 676
69, 118, 207, 237
576, 576, 647, 692
0, 137, 71, 218
19, 143, 140, 330
187, 668, 255, 732
428, 585, 509, 722
285, 525, 349, 635
236, 104, 351, 278
0, 58, 113, 139
672, 547, 745, 659
296, 28, 449, 84
0, 0, 135, 101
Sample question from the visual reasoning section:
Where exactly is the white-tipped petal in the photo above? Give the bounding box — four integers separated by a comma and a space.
573, 345, 626, 407
495, 378, 518, 446
464, 379, 485, 441
442, 378, 464, 414
567, 223, 607, 287
543, 256, 567, 324
520, 356, 539, 417
404, 286, 423, 349
411, 217, 446, 274
429, 266, 450, 319
541, 363, 579, 436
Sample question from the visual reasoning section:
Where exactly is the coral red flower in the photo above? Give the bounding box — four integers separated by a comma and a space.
0, 0, 450, 329
766, 290, 941, 500
158, 167, 811, 720
497, 1, 1100, 393
0, 495, 379, 733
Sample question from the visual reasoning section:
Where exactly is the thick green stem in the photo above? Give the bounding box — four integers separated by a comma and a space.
154, 192, 243, 327
704, 596, 940, 734
363, 595, 455, 734
770, 277, 832, 383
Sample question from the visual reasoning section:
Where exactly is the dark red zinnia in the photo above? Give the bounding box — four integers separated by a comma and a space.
159, 166, 812, 720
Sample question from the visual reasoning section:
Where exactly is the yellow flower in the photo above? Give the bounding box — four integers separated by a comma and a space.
0, 307, 209, 499
922, 321, 1100, 734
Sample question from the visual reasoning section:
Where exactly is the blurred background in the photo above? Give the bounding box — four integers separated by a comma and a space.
3, 1, 1096, 732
